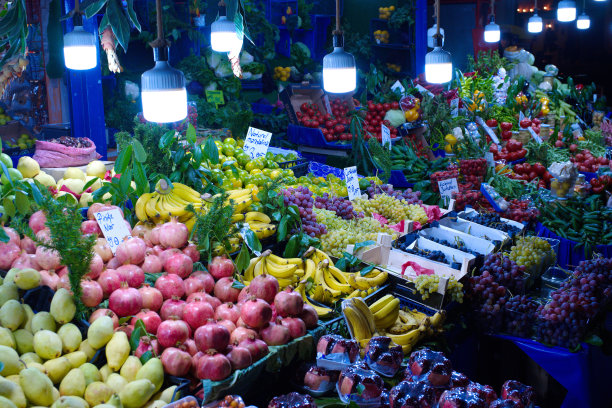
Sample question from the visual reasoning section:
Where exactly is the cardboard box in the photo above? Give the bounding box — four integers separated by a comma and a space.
437, 217, 511, 247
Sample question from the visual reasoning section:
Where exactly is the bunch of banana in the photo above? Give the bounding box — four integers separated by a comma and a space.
243, 249, 305, 289
234, 211, 277, 240
342, 298, 376, 342
295, 282, 333, 318
206, 188, 254, 214
382, 309, 445, 354
369, 294, 400, 330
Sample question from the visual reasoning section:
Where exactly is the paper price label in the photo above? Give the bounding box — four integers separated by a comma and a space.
415, 84, 434, 97
381, 124, 391, 149
475, 116, 500, 145
243, 127, 272, 159
437, 178, 459, 199
527, 127, 542, 144
323, 95, 332, 114
391, 80, 406, 95
343, 166, 361, 201
450, 98, 459, 117
205, 90, 225, 108
485, 152, 495, 168
94, 209, 131, 254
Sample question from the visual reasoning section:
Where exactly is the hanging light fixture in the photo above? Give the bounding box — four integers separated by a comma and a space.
210, 1, 243, 53
557, 0, 577, 21
576, 0, 590, 28
528, 0, 543, 33
141, 0, 187, 123
63, 0, 97, 70
484, 0, 501, 43
425, 0, 452, 83
427, 24, 445, 48
322, 0, 356, 93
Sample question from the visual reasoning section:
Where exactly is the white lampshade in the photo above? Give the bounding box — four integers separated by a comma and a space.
425, 38, 452, 84
427, 25, 445, 48
211, 16, 243, 52
557, 0, 577, 21
63, 26, 97, 70
323, 36, 356, 94
528, 14, 543, 33
484, 21, 501, 42
593, 0, 605, 2
141, 47, 187, 123
576, 13, 590, 29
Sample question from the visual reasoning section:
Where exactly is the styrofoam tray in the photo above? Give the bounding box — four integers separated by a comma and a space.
418, 225, 496, 255
459, 208, 525, 233
437, 217, 510, 245
407, 236, 476, 269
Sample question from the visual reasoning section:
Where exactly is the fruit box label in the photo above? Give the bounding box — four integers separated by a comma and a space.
343, 166, 361, 201
94, 208, 131, 254
244, 127, 272, 159
381, 124, 391, 149
437, 178, 459, 199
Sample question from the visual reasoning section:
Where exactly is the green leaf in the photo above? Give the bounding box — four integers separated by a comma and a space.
132, 138, 147, 163
354, 240, 375, 251
133, 162, 148, 196
159, 130, 175, 150
125, 0, 141, 31
192, 146, 203, 168
238, 224, 262, 254
98, 13, 109, 34
267, 190, 278, 199
92, 184, 111, 200
0, 161, 13, 186
283, 235, 299, 258
335, 257, 347, 272
107, 0, 131, 52
231, 279, 246, 290
585, 334, 603, 347
287, 205, 300, 222
270, 211, 281, 222
204, 138, 219, 165
360, 265, 375, 277
0, 227, 9, 243
84, 0, 108, 18
277, 215, 288, 242
14, 191, 29, 214
82, 177, 99, 192
3, 197, 15, 218
29, 182, 43, 205
130, 326, 142, 351
139, 350, 153, 364
119, 169, 132, 194
186, 123, 197, 145
114, 144, 133, 174
235, 243, 250, 274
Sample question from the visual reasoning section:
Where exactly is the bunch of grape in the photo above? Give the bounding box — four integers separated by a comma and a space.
479, 253, 526, 293
509, 236, 554, 270
365, 181, 423, 204
414, 275, 464, 303
428, 237, 480, 257
282, 186, 327, 237
398, 244, 448, 264
504, 295, 539, 338
314, 193, 363, 220
353, 194, 428, 224
468, 270, 509, 332
462, 212, 521, 237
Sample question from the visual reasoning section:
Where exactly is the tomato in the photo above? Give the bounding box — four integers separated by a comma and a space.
532, 118, 541, 126
486, 119, 498, 128
529, 172, 537, 180
312, 120, 320, 128
500, 122, 513, 131
383, 103, 391, 111
334, 125, 344, 134
301, 103, 310, 111
519, 119, 532, 128
391, 101, 399, 110
376, 103, 384, 111
324, 134, 334, 142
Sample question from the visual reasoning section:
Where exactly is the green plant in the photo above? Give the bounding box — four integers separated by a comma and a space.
389, 1, 415, 31
341, 22, 372, 67
241, 0, 280, 60
103, 80, 141, 132
0, 0, 28, 68
297, 0, 314, 29
255, 180, 301, 243
115, 121, 173, 177
467, 50, 508, 75
420, 93, 466, 149
138, 0, 202, 44
189, 193, 236, 262
82, 0, 141, 53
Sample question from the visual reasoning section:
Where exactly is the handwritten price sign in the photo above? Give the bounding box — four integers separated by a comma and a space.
94, 209, 131, 254
243, 127, 272, 159
381, 124, 391, 149
437, 178, 459, 199
343, 166, 361, 201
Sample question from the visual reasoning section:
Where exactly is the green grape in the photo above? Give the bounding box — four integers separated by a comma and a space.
508, 236, 554, 269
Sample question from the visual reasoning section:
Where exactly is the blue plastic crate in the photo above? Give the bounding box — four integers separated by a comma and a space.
287, 124, 352, 150
387, 170, 414, 188
275, 15, 332, 60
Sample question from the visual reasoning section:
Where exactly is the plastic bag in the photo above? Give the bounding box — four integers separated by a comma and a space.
33, 137, 100, 168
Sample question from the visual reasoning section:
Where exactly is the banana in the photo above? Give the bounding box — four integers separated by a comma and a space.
231, 213, 245, 223
145, 195, 162, 220
348, 270, 388, 290
302, 259, 316, 282
245, 211, 272, 224
135, 193, 152, 222
375, 309, 400, 330
172, 183, 202, 202
351, 298, 376, 334
296, 284, 333, 318
398, 310, 419, 327
429, 311, 446, 328
253, 255, 266, 277
227, 189, 252, 200
244, 256, 262, 282
232, 197, 253, 213
346, 289, 362, 298
268, 253, 303, 266
387, 326, 422, 347
314, 262, 341, 298
369, 294, 395, 314
328, 264, 351, 285
321, 263, 353, 294
160, 194, 190, 218
373, 298, 400, 321
312, 248, 332, 264
388, 320, 412, 334
265, 258, 298, 279
343, 303, 372, 341
183, 216, 195, 233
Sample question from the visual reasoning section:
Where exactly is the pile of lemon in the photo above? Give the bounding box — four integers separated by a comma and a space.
379, 5, 395, 19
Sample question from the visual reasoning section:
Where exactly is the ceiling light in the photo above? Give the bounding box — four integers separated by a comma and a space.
484, 19, 501, 42
528, 13, 543, 32
323, 34, 356, 93
425, 0, 452, 84
576, 13, 590, 28
557, 0, 577, 21
64, 26, 97, 70
211, 14, 243, 53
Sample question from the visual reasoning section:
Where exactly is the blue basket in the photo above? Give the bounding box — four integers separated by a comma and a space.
580, 171, 598, 182
287, 124, 352, 150
387, 170, 414, 188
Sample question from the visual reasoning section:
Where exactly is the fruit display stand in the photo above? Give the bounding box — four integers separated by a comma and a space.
458, 208, 526, 235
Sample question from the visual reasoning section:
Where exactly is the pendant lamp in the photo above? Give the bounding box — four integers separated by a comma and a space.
527, 0, 543, 33
63, 0, 97, 70
322, 0, 356, 94
425, 0, 452, 84
484, 0, 501, 43
557, 0, 577, 21
211, 1, 243, 53
141, 0, 187, 123
576, 0, 590, 29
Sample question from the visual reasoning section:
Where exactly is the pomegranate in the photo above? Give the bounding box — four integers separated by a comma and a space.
260, 320, 291, 346
157, 317, 190, 348
194, 321, 230, 352
141, 255, 162, 274
34, 246, 60, 271
183, 339, 198, 356
159, 248, 182, 266
237, 287, 252, 304
56, 266, 68, 277
87, 203, 106, 220
214, 277, 241, 303
139, 284, 163, 311
159, 219, 189, 249
281, 317, 306, 339
160, 297, 186, 320
57, 274, 72, 292
12, 253, 39, 270
299, 304, 319, 329
132, 310, 162, 334
249, 274, 279, 304
183, 301, 215, 330
116, 237, 147, 265
86, 253, 104, 280
191, 351, 204, 376
161, 347, 192, 376
89, 309, 119, 328
240, 297, 272, 329
191, 271, 215, 293
238, 337, 269, 361
230, 327, 258, 345
116, 323, 134, 337
183, 243, 200, 263
235, 318, 247, 328
132, 223, 153, 243
149, 226, 162, 246
155, 273, 185, 299
214, 303, 241, 323
217, 319, 236, 334
80, 279, 104, 307
20, 236, 36, 254
209, 255, 234, 280
3, 227, 20, 246
225, 345, 252, 370
94, 238, 113, 262
195, 351, 231, 381
116, 264, 145, 288
164, 253, 193, 279
109, 283, 143, 317
39, 270, 60, 290
28, 210, 47, 233
183, 276, 206, 296
274, 288, 304, 317
0, 243, 21, 270
36, 228, 51, 243
81, 220, 102, 236
98, 269, 124, 297
106, 256, 121, 270
135, 336, 160, 357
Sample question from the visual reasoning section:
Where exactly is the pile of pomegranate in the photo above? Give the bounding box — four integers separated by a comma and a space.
8, 205, 318, 382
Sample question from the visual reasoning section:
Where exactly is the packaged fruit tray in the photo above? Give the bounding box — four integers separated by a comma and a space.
394, 234, 477, 273
437, 216, 510, 247
417, 225, 496, 257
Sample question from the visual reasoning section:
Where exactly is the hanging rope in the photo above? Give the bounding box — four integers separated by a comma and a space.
435, 0, 441, 36
333, 0, 342, 35
150, 0, 169, 48
489, 0, 496, 19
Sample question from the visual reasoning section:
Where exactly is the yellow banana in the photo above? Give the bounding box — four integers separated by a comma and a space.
314, 262, 341, 298
351, 298, 376, 334
232, 197, 253, 213
244, 256, 262, 282
346, 289, 362, 298
302, 259, 316, 282
343, 303, 371, 341
253, 255, 266, 277
245, 211, 272, 224
321, 263, 353, 294
268, 253, 303, 267
375, 309, 399, 330
227, 189, 252, 200
328, 265, 351, 285
265, 258, 298, 279
349, 270, 388, 290
296, 284, 333, 318
373, 298, 400, 321
231, 213, 245, 223
183, 216, 196, 233
172, 183, 202, 202
387, 326, 422, 347
314, 248, 332, 264
369, 295, 395, 314
160, 194, 190, 218
429, 311, 446, 328
145, 195, 162, 220
135, 193, 152, 222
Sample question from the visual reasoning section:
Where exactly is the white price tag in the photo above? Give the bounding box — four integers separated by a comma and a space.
415, 84, 434, 97
475, 116, 500, 145
437, 178, 459, 199
381, 124, 391, 149
450, 98, 459, 117
94, 209, 131, 254
485, 152, 495, 168
243, 127, 272, 159
343, 166, 361, 201
323, 95, 332, 114
527, 127, 542, 144
391, 80, 405, 95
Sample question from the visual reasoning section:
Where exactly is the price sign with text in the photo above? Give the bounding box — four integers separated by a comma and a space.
381, 124, 391, 149
437, 178, 459, 199
343, 166, 361, 201
391, 80, 406, 95
94, 209, 131, 254
323, 95, 332, 114
485, 152, 495, 168
450, 98, 459, 117
205, 90, 225, 108
243, 127, 272, 159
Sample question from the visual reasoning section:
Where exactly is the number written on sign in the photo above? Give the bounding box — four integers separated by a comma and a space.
94, 208, 132, 254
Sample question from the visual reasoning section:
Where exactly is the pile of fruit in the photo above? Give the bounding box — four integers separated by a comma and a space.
570, 149, 609, 172
352, 194, 428, 225
378, 5, 395, 19
363, 101, 400, 141
296, 100, 353, 142
489, 139, 528, 162
373, 30, 389, 43
508, 236, 555, 273
507, 162, 551, 188
272, 66, 291, 81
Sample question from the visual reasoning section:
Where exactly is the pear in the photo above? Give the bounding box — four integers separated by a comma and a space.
0, 345, 22, 376
64, 351, 88, 368
13, 329, 33, 354
103, 393, 123, 408
50, 289, 76, 324
135, 358, 163, 393
3, 269, 19, 285
87, 316, 114, 349
4, 376, 20, 385
99, 365, 112, 382
28, 362, 47, 374
51, 396, 89, 408
59, 369, 86, 397
20, 352, 42, 365
19, 304, 34, 332
58, 324, 82, 354
78, 339, 97, 360
13, 268, 41, 290
84, 382, 114, 406
53, 386, 61, 401
0, 395, 18, 408
19, 367, 55, 406
154, 385, 177, 403
105, 332, 130, 371
0, 327, 16, 348
0, 282, 18, 306
31, 311, 57, 333
118, 379, 156, 408
0, 300, 24, 330
119, 356, 142, 382
33, 330, 63, 359
105, 374, 127, 393
79, 363, 101, 386
0, 377, 27, 408
44, 357, 72, 384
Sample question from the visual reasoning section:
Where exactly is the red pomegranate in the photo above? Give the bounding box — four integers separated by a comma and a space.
141, 255, 163, 274
229, 327, 258, 345
156, 317, 190, 348
299, 304, 319, 329
154, 273, 185, 300
182, 243, 200, 263
98, 269, 123, 297
139, 284, 163, 311
214, 303, 241, 323
80, 279, 104, 308
183, 339, 198, 356
160, 297, 186, 320
190, 271, 215, 293
135, 336, 160, 357
248, 274, 279, 304
260, 320, 291, 346
183, 301, 215, 330
274, 287, 304, 317
240, 297, 273, 329
194, 321, 230, 353
109, 283, 143, 317
238, 337, 269, 361
209, 255, 234, 280
116, 264, 145, 288
164, 253, 193, 279
214, 277, 241, 303
131, 310, 162, 334
183, 276, 206, 297
161, 347, 192, 376
89, 309, 119, 328
217, 319, 236, 334
225, 345, 252, 370
281, 317, 306, 339
195, 351, 232, 381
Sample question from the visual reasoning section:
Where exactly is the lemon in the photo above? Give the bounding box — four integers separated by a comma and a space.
223, 137, 237, 147
17, 156, 40, 178
34, 172, 56, 187
444, 134, 458, 145
0, 153, 13, 169
222, 145, 235, 157
249, 168, 262, 175
270, 169, 283, 180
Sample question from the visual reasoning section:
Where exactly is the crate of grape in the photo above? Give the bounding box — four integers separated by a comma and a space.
458, 208, 525, 238
437, 216, 510, 247
508, 236, 557, 278
503, 295, 539, 338
394, 235, 477, 273
418, 225, 495, 257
